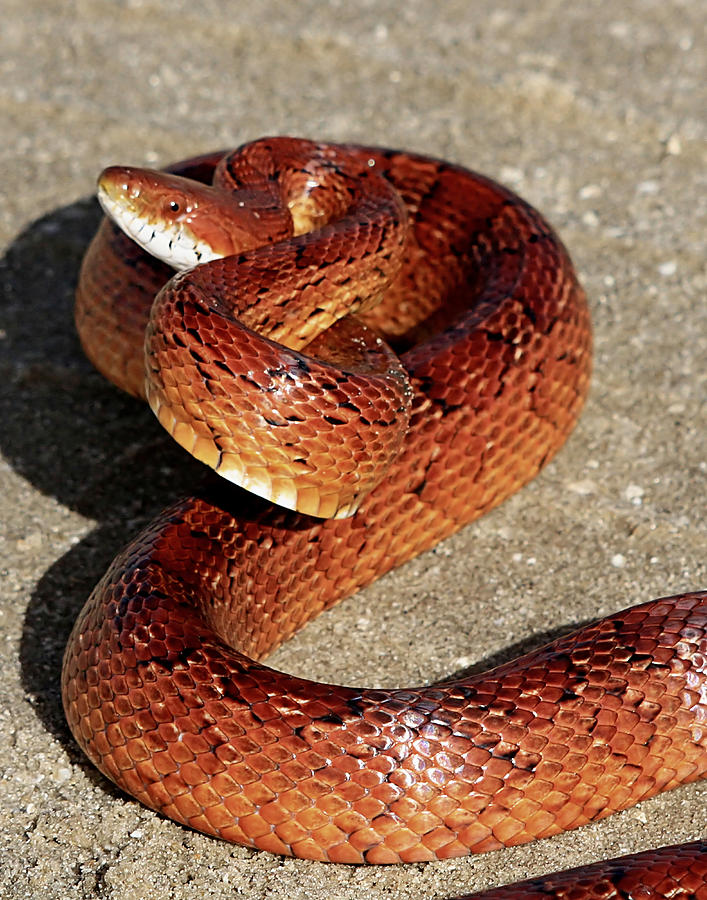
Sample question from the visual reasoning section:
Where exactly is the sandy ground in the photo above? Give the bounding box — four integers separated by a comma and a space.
1, 1, 705, 898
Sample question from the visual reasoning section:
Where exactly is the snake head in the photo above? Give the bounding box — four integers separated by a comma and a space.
97, 165, 292, 271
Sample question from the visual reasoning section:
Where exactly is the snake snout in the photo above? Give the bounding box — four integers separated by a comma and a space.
97, 165, 141, 207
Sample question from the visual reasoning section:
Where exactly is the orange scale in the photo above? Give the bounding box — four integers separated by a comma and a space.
193, 749, 229, 779
672, 756, 701, 785
141, 680, 167, 704
296, 775, 335, 802
554, 768, 583, 796
348, 819, 388, 850
199, 700, 232, 724
610, 732, 637, 755
457, 820, 498, 853
223, 759, 260, 789
581, 684, 607, 704
471, 772, 506, 802
199, 803, 239, 835
236, 811, 274, 842
326, 840, 366, 864
156, 721, 183, 746
463, 745, 495, 771
290, 805, 331, 836
149, 749, 179, 777
126, 687, 150, 711
178, 731, 212, 757
176, 760, 209, 787
96, 659, 115, 682
105, 721, 128, 748
557, 798, 592, 831
107, 655, 128, 678
99, 752, 123, 784
120, 762, 153, 798
162, 771, 194, 801
327, 755, 363, 778
591, 724, 618, 745
342, 767, 381, 797
542, 725, 575, 750
215, 793, 254, 824
141, 728, 168, 755
256, 799, 293, 827
492, 782, 528, 811
364, 843, 403, 864
425, 766, 455, 789
87, 707, 105, 736
276, 811, 317, 848
491, 813, 527, 847
503, 766, 535, 794
379, 824, 421, 856
188, 779, 223, 810
288, 836, 330, 862
406, 809, 444, 838
523, 807, 561, 841
368, 782, 402, 808
91, 730, 112, 759
498, 723, 530, 749
171, 672, 197, 696
143, 773, 178, 809
261, 742, 296, 769
615, 707, 641, 732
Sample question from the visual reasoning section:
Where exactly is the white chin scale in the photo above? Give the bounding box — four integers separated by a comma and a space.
97, 188, 223, 271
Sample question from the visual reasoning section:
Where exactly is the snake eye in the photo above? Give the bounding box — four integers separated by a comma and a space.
169, 201, 180, 212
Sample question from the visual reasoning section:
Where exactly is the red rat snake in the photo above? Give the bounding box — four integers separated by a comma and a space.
62, 138, 706, 895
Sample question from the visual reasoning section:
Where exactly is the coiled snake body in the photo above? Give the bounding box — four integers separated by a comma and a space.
62, 139, 706, 894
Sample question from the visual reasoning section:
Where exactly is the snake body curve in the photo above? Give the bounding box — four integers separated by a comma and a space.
63, 140, 706, 888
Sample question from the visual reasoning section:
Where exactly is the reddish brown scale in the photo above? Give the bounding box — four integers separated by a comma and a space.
65, 139, 705, 889
455, 841, 707, 899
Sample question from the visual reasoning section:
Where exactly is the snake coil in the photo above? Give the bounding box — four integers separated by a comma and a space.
62, 139, 706, 894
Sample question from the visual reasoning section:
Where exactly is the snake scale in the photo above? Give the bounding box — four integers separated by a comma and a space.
62, 138, 706, 895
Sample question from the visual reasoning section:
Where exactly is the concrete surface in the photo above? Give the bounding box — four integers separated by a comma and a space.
0, 1, 705, 898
